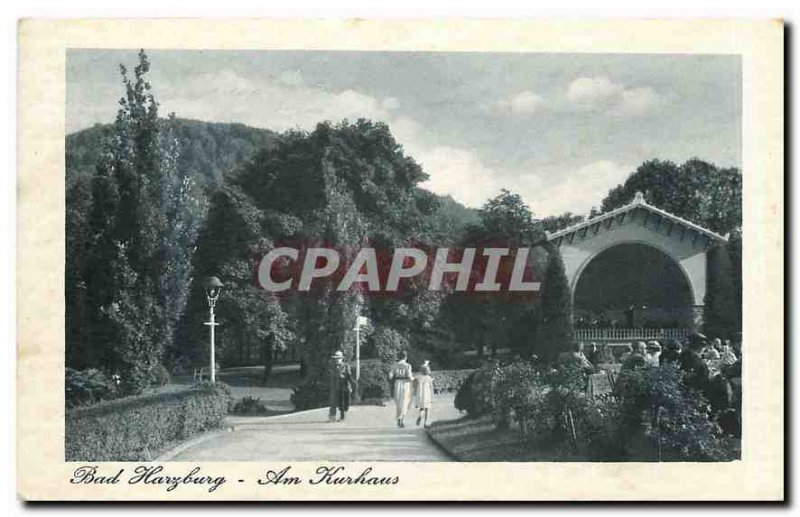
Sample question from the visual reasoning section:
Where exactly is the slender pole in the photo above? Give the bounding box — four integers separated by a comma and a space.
209, 306, 216, 383
355, 324, 360, 381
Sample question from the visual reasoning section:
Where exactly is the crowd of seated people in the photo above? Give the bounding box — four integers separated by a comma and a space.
555, 332, 742, 437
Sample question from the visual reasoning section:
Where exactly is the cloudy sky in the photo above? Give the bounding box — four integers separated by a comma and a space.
67, 50, 741, 217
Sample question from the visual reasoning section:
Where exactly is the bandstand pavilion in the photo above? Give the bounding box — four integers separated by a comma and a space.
546, 192, 729, 344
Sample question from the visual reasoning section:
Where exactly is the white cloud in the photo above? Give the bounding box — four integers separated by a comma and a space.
157, 68, 394, 132
566, 76, 624, 105
382, 97, 401, 111
491, 90, 546, 115
278, 70, 304, 87
614, 87, 658, 116
565, 76, 658, 116
156, 69, 523, 210
532, 160, 633, 216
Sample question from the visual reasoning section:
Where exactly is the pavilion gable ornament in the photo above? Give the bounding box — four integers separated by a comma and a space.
546, 191, 727, 248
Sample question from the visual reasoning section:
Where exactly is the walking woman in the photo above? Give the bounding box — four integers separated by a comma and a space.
328, 350, 353, 422
389, 351, 414, 427
415, 360, 434, 428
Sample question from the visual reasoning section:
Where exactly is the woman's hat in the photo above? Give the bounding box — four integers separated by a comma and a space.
332, 350, 344, 359
646, 340, 662, 351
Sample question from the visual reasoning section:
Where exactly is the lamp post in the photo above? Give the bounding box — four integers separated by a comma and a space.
203, 276, 224, 383
353, 315, 369, 382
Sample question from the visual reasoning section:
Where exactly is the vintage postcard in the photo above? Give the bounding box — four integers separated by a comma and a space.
17, 19, 783, 501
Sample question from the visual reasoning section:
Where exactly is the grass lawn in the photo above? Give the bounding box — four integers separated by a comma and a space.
170, 363, 302, 389
427, 416, 577, 462
163, 364, 301, 412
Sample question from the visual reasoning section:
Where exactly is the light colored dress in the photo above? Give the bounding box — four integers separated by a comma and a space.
390, 360, 413, 419
415, 373, 434, 409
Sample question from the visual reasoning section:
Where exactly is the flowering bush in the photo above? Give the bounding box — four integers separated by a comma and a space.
487, 361, 543, 431
65, 367, 120, 408
615, 364, 738, 461
454, 360, 501, 417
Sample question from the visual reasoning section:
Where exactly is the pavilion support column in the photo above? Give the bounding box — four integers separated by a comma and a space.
691, 305, 705, 331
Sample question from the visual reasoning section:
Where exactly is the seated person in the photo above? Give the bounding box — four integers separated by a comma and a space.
645, 340, 662, 367
621, 341, 648, 371
619, 343, 634, 363
557, 341, 596, 373
660, 339, 682, 364
596, 343, 616, 364
703, 338, 722, 360
720, 340, 738, 366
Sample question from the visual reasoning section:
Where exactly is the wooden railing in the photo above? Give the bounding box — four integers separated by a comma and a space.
572, 328, 689, 342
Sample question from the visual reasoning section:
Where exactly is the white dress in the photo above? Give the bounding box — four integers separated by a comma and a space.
391, 360, 413, 419
415, 374, 433, 409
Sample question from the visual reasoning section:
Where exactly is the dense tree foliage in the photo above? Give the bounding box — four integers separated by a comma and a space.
539, 212, 585, 234
69, 51, 206, 394
67, 119, 278, 188
600, 158, 742, 235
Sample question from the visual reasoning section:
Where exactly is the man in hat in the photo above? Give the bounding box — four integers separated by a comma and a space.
328, 350, 354, 422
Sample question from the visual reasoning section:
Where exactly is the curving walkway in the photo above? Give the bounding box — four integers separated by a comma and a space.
167, 394, 459, 462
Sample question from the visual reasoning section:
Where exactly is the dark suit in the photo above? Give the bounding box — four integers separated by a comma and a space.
329, 362, 353, 419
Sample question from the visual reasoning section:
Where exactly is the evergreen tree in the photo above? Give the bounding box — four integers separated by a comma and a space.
537, 243, 573, 362
79, 50, 205, 393
704, 242, 738, 338
727, 228, 743, 336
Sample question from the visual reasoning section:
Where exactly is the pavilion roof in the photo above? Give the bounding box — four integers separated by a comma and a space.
546, 191, 729, 246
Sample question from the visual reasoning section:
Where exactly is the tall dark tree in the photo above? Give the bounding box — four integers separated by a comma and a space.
78, 50, 205, 393
727, 228, 743, 336
441, 190, 548, 360
537, 243, 573, 362
704, 243, 737, 339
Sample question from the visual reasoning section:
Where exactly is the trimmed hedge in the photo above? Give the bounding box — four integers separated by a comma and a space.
65, 384, 230, 461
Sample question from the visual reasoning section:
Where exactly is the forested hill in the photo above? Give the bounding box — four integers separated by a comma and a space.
66, 117, 479, 227
66, 118, 281, 188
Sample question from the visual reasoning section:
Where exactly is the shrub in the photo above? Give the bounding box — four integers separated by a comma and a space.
65, 367, 119, 408
488, 361, 542, 431
372, 326, 410, 364
615, 364, 738, 461
65, 385, 229, 461
232, 396, 269, 415
194, 380, 235, 413
454, 361, 501, 417
356, 359, 391, 400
